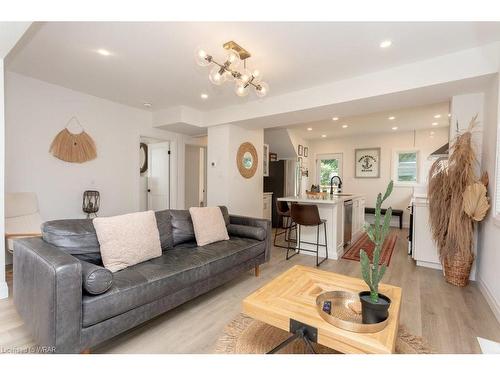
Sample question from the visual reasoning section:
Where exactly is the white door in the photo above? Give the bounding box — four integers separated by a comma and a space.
316, 153, 343, 192
148, 142, 170, 210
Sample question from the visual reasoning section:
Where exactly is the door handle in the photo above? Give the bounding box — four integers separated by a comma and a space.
147, 189, 151, 193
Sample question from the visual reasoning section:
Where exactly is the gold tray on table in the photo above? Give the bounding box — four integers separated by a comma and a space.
315, 291, 388, 333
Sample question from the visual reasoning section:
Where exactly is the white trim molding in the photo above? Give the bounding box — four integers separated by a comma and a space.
478, 276, 500, 324
0, 281, 8, 300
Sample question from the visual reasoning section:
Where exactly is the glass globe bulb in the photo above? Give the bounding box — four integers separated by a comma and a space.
195, 48, 211, 67
225, 49, 241, 69
208, 66, 226, 85
224, 69, 235, 82
255, 82, 269, 98
235, 83, 249, 97
236, 68, 252, 86
251, 69, 263, 84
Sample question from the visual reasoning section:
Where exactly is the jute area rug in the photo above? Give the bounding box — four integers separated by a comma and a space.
214, 313, 434, 354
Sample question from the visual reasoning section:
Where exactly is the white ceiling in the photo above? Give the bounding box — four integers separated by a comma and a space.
7, 22, 500, 111
285, 102, 450, 140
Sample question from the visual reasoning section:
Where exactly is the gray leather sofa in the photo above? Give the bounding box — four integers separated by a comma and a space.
13, 207, 270, 353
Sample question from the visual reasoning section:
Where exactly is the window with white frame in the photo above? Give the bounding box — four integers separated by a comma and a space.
392, 149, 419, 185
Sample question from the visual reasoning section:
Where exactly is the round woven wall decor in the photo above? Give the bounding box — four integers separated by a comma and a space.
236, 142, 258, 179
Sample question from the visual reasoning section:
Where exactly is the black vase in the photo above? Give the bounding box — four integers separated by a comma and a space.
359, 291, 391, 324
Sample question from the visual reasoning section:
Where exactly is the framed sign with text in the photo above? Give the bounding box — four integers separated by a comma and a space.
355, 148, 380, 178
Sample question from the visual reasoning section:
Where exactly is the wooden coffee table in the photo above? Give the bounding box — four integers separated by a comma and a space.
242, 265, 402, 354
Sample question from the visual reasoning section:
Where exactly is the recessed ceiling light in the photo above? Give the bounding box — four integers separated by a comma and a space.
434, 114, 441, 119
392, 126, 398, 130
321, 134, 327, 138
96, 48, 112, 56
200, 93, 208, 100
332, 117, 339, 121
342, 124, 348, 128
307, 127, 313, 131
143, 102, 152, 108
432, 122, 438, 126
388, 116, 395, 120
380, 40, 392, 48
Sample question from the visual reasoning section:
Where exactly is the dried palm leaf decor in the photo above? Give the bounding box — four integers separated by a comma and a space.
428, 115, 490, 286
49, 117, 97, 163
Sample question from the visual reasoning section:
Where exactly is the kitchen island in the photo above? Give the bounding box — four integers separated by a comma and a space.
277, 194, 365, 260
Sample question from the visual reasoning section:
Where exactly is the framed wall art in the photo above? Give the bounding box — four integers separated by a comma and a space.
298, 144, 303, 156
355, 147, 380, 178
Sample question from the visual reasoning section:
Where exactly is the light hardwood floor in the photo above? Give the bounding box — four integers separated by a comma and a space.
1, 229, 499, 354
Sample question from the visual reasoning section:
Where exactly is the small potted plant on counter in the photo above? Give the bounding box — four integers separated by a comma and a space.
359, 180, 393, 324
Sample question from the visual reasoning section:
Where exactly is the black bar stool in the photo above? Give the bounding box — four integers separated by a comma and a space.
287, 203, 328, 267
273, 200, 297, 248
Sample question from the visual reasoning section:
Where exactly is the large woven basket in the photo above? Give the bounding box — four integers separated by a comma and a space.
443, 254, 474, 287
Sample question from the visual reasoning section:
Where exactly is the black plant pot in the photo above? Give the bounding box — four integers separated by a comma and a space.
359, 291, 391, 324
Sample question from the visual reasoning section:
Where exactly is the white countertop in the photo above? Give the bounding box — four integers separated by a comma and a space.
278, 194, 364, 205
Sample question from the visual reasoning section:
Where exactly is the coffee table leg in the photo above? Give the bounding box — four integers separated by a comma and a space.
267, 324, 317, 354
267, 331, 302, 354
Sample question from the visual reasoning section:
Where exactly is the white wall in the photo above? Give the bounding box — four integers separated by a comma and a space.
5, 73, 193, 221
0, 59, 7, 298
207, 124, 263, 218
1, 22, 31, 299
309, 127, 449, 227
478, 75, 500, 322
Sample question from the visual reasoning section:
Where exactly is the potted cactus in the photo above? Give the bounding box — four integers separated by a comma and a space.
359, 180, 393, 324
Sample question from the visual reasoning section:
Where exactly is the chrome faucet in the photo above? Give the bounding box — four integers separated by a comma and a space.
330, 176, 343, 195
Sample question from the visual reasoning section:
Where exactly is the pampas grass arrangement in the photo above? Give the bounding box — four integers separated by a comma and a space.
49, 128, 97, 163
428, 115, 490, 286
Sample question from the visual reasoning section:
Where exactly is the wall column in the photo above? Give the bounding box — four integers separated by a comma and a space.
207, 124, 264, 218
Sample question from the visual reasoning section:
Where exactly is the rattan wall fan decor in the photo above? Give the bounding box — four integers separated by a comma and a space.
49, 117, 97, 163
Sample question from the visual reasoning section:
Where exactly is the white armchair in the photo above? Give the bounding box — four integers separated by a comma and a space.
5, 192, 43, 253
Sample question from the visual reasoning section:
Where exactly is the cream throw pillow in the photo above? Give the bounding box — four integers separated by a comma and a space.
189, 207, 229, 246
93, 211, 162, 272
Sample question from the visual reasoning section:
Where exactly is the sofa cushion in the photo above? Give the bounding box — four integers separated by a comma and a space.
41, 210, 174, 255
170, 209, 195, 246
227, 224, 266, 241
189, 207, 229, 246
93, 211, 162, 272
219, 206, 230, 226
79, 260, 113, 295
155, 210, 174, 250
41, 219, 99, 253
81, 237, 265, 327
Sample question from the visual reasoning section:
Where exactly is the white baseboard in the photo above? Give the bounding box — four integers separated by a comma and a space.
0, 281, 8, 300
478, 277, 500, 324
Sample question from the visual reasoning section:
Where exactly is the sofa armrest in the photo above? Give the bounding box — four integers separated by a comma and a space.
13, 237, 82, 353
229, 215, 271, 262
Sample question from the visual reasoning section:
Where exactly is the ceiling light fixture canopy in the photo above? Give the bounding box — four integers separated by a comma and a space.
196, 41, 269, 98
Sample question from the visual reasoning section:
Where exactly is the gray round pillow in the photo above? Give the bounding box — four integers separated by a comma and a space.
79, 260, 113, 295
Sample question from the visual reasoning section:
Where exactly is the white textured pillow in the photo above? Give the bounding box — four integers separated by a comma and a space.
189, 207, 229, 246
93, 211, 162, 272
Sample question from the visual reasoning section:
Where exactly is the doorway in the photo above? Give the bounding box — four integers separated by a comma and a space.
139, 137, 170, 211
316, 153, 343, 192
184, 144, 207, 208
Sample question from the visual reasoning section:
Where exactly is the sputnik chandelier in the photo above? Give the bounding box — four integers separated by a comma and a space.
195, 41, 269, 98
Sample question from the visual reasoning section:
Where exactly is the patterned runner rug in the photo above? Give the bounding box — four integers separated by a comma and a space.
341, 231, 398, 266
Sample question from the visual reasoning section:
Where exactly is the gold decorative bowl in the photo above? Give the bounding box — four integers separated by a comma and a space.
315, 291, 388, 333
